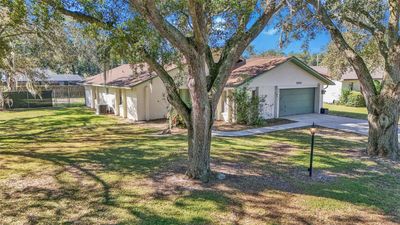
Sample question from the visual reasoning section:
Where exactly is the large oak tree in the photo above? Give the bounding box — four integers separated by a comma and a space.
45, 0, 284, 181
289, 0, 399, 159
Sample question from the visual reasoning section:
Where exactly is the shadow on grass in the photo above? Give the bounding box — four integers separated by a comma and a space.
0, 150, 112, 205
0, 107, 399, 224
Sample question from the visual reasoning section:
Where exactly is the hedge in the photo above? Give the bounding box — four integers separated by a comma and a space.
345, 91, 366, 107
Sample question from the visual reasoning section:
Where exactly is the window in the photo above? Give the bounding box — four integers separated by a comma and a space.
349, 82, 354, 91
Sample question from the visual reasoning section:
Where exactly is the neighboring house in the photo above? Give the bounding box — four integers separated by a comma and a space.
311, 66, 383, 104
83, 56, 334, 122
311, 66, 342, 104
341, 69, 383, 91
0, 69, 85, 109
1, 69, 84, 86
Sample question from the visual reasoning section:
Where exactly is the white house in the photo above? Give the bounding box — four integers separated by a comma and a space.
83, 56, 334, 122
341, 69, 383, 91
309, 66, 384, 104
311, 66, 342, 104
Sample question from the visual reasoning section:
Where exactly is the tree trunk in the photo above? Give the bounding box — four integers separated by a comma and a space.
367, 92, 400, 160
185, 55, 213, 182
186, 116, 213, 182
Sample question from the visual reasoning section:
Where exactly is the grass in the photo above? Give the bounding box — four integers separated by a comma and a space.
0, 107, 399, 224
213, 118, 294, 131
324, 103, 368, 120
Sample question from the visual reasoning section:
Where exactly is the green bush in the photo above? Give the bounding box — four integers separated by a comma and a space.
339, 88, 351, 105
346, 91, 366, 107
233, 88, 263, 125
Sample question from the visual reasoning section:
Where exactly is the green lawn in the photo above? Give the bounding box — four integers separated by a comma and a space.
1, 107, 399, 224
324, 103, 368, 120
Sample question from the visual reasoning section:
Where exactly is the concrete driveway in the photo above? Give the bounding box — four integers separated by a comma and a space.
285, 113, 400, 140
283, 114, 370, 135
213, 113, 400, 138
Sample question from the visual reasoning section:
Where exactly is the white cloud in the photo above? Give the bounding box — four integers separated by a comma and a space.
263, 28, 278, 36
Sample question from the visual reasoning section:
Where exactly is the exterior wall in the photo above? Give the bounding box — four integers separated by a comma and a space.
126, 89, 138, 121
324, 80, 342, 103
148, 77, 169, 119
84, 76, 168, 121
226, 61, 326, 120
84, 86, 92, 107
134, 77, 169, 121
342, 80, 361, 92
97, 87, 117, 113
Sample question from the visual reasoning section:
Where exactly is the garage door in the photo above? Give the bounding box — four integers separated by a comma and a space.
279, 88, 315, 117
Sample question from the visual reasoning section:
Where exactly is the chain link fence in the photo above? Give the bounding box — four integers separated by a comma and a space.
51, 85, 85, 106
2, 91, 53, 109
1, 85, 85, 109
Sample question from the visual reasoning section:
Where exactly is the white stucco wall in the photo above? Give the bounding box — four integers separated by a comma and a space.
84, 86, 92, 107
243, 61, 326, 119
97, 87, 117, 113
324, 80, 342, 103
134, 77, 169, 121
84, 76, 168, 121
126, 89, 138, 120
148, 77, 169, 119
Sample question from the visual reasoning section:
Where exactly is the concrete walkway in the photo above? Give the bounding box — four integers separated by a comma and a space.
212, 113, 400, 138
212, 121, 310, 137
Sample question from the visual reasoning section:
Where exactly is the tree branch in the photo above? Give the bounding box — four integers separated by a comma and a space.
341, 15, 376, 34
140, 49, 191, 124
357, 8, 386, 33
388, 0, 400, 47
1, 31, 36, 39
307, 0, 377, 101
188, 0, 208, 52
209, 0, 283, 105
130, 0, 197, 58
341, 15, 389, 58
42, 0, 114, 29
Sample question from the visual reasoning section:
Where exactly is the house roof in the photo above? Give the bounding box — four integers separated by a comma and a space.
84, 56, 334, 88
2, 69, 83, 83
84, 63, 178, 87
341, 68, 384, 80
227, 56, 334, 86
310, 66, 330, 77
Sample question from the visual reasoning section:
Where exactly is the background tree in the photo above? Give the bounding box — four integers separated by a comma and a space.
321, 32, 384, 80
245, 47, 324, 66
45, 0, 285, 181
288, 0, 400, 159
1, 0, 107, 89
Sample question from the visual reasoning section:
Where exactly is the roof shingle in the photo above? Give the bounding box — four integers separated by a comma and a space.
85, 56, 332, 88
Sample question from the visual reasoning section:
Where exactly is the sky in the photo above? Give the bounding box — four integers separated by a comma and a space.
250, 26, 331, 55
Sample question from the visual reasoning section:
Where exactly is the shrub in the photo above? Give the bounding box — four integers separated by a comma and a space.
232, 88, 249, 124
346, 91, 366, 107
233, 88, 264, 125
339, 88, 351, 105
